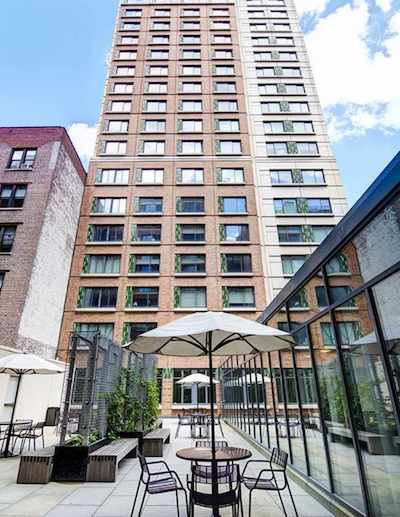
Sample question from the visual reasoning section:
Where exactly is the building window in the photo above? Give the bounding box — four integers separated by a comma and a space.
214, 49, 233, 59
179, 100, 202, 112
215, 100, 238, 112
320, 321, 362, 346
213, 65, 234, 76
153, 8, 170, 16
136, 197, 163, 213
151, 35, 169, 44
277, 225, 332, 243
281, 255, 307, 275
224, 287, 255, 308
78, 287, 118, 309
125, 9, 141, 17
326, 252, 349, 274
140, 140, 165, 155
180, 35, 201, 44
92, 197, 126, 215
219, 196, 247, 214
223, 254, 252, 273
95, 169, 129, 184
221, 224, 249, 242
103, 141, 127, 155
216, 140, 242, 154
118, 50, 136, 60
177, 140, 203, 154
0, 185, 27, 208
109, 101, 131, 112
217, 168, 244, 184
214, 82, 236, 93
288, 288, 308, 308
149, 49, 169, 60
212, 21, 230, 30
152, 21, 170, 30
181, 8, 200, 16
271, 169, 325, 185
264, 121, 313, 134
258, 83, 305, 95
143, 100, 167, 112
213, 34, 232, 44
121, 22, 140, 30
74, 323, 114, 340
178, 120, 203, 132
212, 8, 229, 16
115, 66, 135, 77
180, 81, 202, 93
316, 286, 355, 308
266, 142, 319, 155
181, 49, 201, 60
127, 322, 157, 342
172, 368, 216, 404
128, 287, 159, 308
175, 287, 206, 309
181, 65, 201, 76
177, 197, 205, 213
142, 119, 166, 133
0, 272, 4, 290
181, 21, 200, 30
8, 149, 37, 169
112, 83, 134, 94
137, 168, 164, 184
177, 224, 205, 242
135, 224, 161, 243
89, 225, 124, 243
146, 82, 167, 94
147, 66, 168, 76
120, 35, 138, 45
274, 368, 317, 404
177, 168, 203, 184
215, 119, 240, 132
261, 101, 309, 113
274, 198, 332, 215
176, 254, 206, 273
83, 255, 121, 274
131, 254, 160, 274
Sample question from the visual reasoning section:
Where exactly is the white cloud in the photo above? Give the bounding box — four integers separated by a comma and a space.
376, 0, 392, 12
293, 0, 329, 16
303, 0, 400, 140
68, 123, 97, 166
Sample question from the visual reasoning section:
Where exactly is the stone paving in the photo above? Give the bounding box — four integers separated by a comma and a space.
0, 420, 334, 517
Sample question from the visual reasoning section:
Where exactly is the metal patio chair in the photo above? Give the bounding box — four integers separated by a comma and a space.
20, 422, 46, 452
175, 413, 193, 438
187, 463, 243, 517
206, 415, 225, 437
193, 440, 231, 480
241, 447, 298, 517
130, 452, 188, 517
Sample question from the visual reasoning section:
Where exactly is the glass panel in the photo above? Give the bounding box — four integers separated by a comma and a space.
338, 290, 400, 517
310, 317, 364, 510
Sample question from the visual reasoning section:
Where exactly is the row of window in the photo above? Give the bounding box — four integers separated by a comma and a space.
85, 223, 333, 245
117, 48, 237, 60
94, 167, 325, 186
111, 81, 238, 94
106, 118, 242, 133
77, 285, 256, 310
121, 20, 232, 31
123, 7, 231, 17
101, 139, 245, 155
274, 198, 332, 215
91, 196, 248, 214
267, 142, 319, 156
250, 22, 290, 32
82, 253, 254, 275
113, 64, 238, 76
108, 99, 240, 111
288, 285, 355, 310
87, 223, 250, 244
118, 34, 234, 45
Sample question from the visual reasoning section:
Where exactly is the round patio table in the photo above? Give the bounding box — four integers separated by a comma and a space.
176, 446, 252, 462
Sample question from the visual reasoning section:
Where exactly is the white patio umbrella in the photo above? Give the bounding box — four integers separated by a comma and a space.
0, 353, 65, 457
177, 372, 220, 410
126, 311, 294, 515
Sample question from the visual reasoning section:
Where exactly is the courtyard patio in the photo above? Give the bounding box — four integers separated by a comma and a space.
0, 419, 333, 517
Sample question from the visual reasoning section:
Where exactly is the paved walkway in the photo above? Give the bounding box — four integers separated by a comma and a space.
0, 420, 333, 516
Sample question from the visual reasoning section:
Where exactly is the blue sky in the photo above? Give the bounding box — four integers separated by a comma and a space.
0, 0, 398, 206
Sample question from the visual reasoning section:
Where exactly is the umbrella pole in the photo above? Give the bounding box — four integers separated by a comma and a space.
3, 373, 22, 458
207, 331, 219, 517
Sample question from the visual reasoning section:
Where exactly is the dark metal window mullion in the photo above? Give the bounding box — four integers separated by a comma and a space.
252, 355, 263, 443
277, 350, 293, 463
259, 353, 271, 449
322, 267, 373, 517
236, 355, 245, 432
267, 352, 280, 449
243, 355, 256, 439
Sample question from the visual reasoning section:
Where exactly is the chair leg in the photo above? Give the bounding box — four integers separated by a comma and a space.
287, 483, 299, 517
137, 489, 147, 517
130, 481, 142, 517
239, 489, 244, 517
219, 421, 225, 438
175, 489, 180, 517
277, 490, 288, 517
248, 490, 252, 517
42, 433, 45, 448
175, 424, 180, 438
181, 488, 189, 517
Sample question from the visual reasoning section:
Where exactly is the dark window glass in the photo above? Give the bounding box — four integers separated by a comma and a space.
225, 254, 252, 273
274, 368, 317, 404
82, 287, 118, 308
0, 184, 27, 208
92, 225, 124, 242
0, 226, 16, 252
181, 224, 205, 241
180, 254, 205, 273
178, 197, 204, 213
129, 322, 157, 340
138, 197, 163, 213
224, 224, 249, 242
137, 224, 161, 242
134, 254, 160, 273
221, 197, 246, 213
8, 149, 37, 169
132, 287, 159, 307
316, 285, 355, 307
278, 226, 302, 243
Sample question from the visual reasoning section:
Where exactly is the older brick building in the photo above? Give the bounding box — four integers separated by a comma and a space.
58, 0, 346, 416
0, 127, 85, 359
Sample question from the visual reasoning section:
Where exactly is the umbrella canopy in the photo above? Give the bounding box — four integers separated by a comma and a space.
126, 311, 294, 356
177, 373, 219, 385
0, 353, 65, 375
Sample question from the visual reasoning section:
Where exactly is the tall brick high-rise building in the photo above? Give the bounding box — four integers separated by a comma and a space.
59, 0, 347, 415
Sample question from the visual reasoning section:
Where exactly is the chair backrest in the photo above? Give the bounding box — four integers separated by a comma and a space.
191, 463, 238, 486
270, 447, 288, 469
195, 440, 228, 449
138, 451, 149, 475
34, 422, 45, 431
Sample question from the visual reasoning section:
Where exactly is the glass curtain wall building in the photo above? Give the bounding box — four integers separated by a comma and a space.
221, 153, 400, 517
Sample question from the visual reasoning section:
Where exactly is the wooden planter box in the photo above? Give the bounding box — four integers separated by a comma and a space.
52, 438, 109, 482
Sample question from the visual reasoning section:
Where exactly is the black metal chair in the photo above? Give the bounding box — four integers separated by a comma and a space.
187, 463, 243, 517
176, 413, 193, 438
131, 452, 188, 517
207, 415, 225, 437
241, 448, 298, 517
193, 440, 230, 480
10, 422, 32, 454
20, 422, 45, 452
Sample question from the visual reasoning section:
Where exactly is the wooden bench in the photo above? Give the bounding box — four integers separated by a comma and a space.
17, 446, 55, 484
327, 425, 395, 455
86, 438, 138, 482
143, 428, 170, 457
